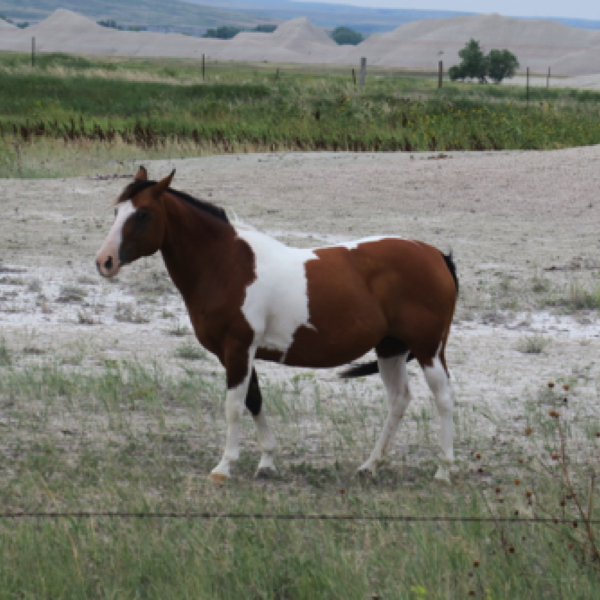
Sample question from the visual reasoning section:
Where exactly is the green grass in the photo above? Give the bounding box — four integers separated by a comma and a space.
0, 350, 599, 597
1, 53, 600, 177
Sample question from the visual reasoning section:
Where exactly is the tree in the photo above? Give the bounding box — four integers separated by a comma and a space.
487, 49, 519, 83
253, 24, 277, 33
449, 39, 519, 84
203, 26, 241, 39
453, 39, 489, 83
330, 26, 364, 46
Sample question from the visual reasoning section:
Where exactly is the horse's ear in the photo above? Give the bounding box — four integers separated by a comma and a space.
134, 166, 148, 182
153, 170, 176, 197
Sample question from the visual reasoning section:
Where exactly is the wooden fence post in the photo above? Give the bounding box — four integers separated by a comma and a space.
359, 57, 366, 88
526, 67, 530, 106
547, 67, 551, 89
438, 60, 443, 88
351, 68, 356, 86
202, 54, 205, 81
31, 37, 35, 68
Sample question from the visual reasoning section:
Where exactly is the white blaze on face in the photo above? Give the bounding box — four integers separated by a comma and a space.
236, 228, 318, 360
95, 200, 136, 278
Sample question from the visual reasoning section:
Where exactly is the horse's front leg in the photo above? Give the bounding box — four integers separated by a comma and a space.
209, 345, 256, 484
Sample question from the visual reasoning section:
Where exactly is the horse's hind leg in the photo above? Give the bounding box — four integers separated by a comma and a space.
246, 368, 277, 478
420, 346, 454, 483
358, 352, 412, 476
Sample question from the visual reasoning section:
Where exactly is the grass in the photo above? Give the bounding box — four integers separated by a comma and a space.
174, 342, 206, 360
516, 333, 550, 354
0, 345, 599, 597
1, 52, 600, 177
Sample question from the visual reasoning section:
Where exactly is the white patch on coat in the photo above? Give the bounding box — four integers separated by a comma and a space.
236, 228, 318, 358
95, 200, 136, 275
337, 235, 402, 250
236, 230, 414, 359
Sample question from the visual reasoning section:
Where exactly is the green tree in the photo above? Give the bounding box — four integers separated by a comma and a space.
330, 26, 364, 45
253, 24, 277, 33
202, 26, 241, 39
450, 39, 519, 84
487, 49, 519, 83
453, 38, 489, 83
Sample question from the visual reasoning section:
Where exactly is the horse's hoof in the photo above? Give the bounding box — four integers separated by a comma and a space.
356, 467, 376, 479
433, 467, 451, 484
209, 473, 228, 486
254, 467, 277, 480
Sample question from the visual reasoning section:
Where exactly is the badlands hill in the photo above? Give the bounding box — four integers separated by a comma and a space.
1, 9, 599, 75
0, 17, 17, 31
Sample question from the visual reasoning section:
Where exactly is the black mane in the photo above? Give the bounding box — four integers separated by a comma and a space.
117, 179, 229, 224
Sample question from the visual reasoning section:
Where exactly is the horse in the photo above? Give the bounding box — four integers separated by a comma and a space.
95, 167, 459, 484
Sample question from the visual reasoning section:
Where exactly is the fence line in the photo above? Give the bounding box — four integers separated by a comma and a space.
0, 512, 597, 524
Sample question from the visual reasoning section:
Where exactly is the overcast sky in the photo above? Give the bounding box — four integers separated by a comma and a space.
304, 1, 598, 21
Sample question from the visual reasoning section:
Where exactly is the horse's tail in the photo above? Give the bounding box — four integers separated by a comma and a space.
442, 250, 459, 295
340, 353, 416, 379
340, 361, 380, 379
341, 251, 458, 380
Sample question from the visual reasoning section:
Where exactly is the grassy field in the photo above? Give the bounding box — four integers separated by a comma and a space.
0, 342, 599, 598
1, 52, 600, 178
2, 52, 600, 597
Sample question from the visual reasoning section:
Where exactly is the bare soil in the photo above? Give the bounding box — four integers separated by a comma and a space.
2, 147, 600, 466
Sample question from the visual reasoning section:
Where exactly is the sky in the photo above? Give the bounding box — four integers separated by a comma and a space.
302, 0, 599, 21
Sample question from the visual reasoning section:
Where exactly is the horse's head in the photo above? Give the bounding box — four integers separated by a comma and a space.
95, 166, 174, 277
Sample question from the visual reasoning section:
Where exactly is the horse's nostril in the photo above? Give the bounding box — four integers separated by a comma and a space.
104, 256, 113, 271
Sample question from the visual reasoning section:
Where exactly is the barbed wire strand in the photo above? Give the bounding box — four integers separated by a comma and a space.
0, 512, 598, 524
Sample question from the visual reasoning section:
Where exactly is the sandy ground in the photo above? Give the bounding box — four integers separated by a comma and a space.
2, 148, 600, 465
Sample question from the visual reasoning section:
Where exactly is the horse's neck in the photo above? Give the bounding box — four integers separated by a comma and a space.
160, 199, 236, 301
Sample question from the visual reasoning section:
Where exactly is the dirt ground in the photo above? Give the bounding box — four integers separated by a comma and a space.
2, 147, 600, 463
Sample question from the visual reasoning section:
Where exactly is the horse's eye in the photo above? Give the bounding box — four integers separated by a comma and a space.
135, 210, 150, 223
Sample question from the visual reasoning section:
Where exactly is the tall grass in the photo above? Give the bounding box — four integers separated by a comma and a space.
1, 52, 600, 177
0, 351, 599, 597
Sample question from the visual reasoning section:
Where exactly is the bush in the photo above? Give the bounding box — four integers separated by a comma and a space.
203, 26, 241, 39
254, 24, 277, 33
330, 26, 364, 45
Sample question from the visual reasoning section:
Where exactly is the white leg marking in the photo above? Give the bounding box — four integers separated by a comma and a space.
358, 354, 412, 476
210, 353, 256, 482
423, 355, 454, 483
253, 410, 277, 476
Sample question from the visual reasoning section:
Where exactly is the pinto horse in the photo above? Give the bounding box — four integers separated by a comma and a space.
95, 167, 458, 484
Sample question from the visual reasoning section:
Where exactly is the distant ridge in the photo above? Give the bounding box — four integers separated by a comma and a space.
0, 9, 599, 76
0, 0, 272, 32
194, 0, 600, 33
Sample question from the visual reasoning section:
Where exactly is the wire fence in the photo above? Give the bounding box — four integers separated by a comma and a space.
1, 512, 597, 525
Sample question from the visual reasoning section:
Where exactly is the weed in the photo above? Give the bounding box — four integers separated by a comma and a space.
166, 321, 191, 337
56, 284, 86, 303
516, 334, 550, 354
114, 302, 151, 324
0, 338, 11, 366
174, 342, 206, 360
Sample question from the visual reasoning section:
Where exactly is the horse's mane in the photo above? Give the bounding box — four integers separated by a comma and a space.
117, 180, 229, 224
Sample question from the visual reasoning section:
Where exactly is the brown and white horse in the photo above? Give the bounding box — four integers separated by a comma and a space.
95, 167, 459, 484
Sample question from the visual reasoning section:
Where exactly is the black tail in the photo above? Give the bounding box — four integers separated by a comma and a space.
443, 251, 459, 294
340, 361, 380, 379
340, 352, 416, 379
